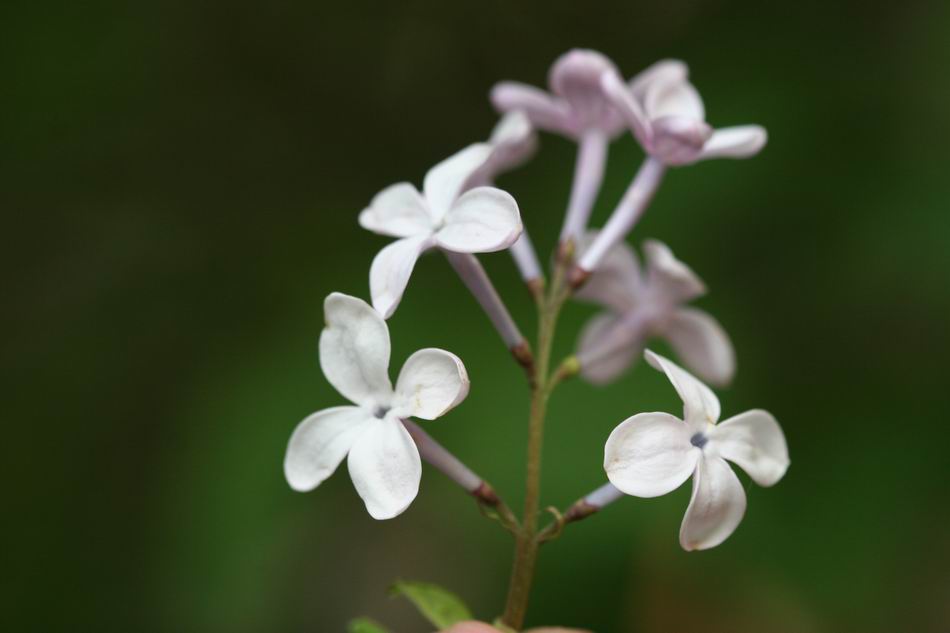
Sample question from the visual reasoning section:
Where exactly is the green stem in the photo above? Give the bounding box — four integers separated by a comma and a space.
501, 258, 571, 629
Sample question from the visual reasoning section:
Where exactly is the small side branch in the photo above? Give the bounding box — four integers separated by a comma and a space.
537, 482, 624, 544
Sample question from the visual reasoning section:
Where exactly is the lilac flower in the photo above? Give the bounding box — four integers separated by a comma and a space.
605, 350, 789, 550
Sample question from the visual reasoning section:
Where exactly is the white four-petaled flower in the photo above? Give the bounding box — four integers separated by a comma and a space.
359, 146, 523, 318
284, 293, 470, 519
601, 59, 767, 166
575, 235, 735, 386
605, 350, 789, 550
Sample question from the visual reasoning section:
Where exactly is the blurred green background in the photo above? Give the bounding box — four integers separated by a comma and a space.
5, 0, 950, 631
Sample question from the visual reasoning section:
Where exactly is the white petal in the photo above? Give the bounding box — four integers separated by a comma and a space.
712, 409, 789, 487
577, 313, 640, 385
369, 235, 434, 319
358, 183, 433, 238
679, 455, 746, 551
491, 81, 574, 135
644, 349, 720, 428
483, 111, 538, 177
393, 348, 470, 420
574, 231, 641, 312
320, 293, 394, 406
629, 59, 689, 102
548, 49, 623, 134
697, 125, 768, 161
601, 69, 651, 148
284, 406, 372, 492
347, 417, 422, 520
435, 187, 522, 253
423, 144, 494, 221
642, 239, 706, 303
644, 76, 705, 121
664, 307, 736, 387
604, 412, 699, 498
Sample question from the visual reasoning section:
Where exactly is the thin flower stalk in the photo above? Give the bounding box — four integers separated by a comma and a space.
573, 157, 666, 283
402, 418, 518, 530
559, 130, 608, 245
444, 251, 533, 369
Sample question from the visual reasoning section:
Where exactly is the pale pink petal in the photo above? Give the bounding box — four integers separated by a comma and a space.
548, 48, 623, 135
369, 235, 434, 319
393, 348, 470, 420
679, 455, 746, 551
644, 350, 720, 429
601, 69, 651, 148
424, 144, 494, 221
648, 116, 713, 165
491, 81, 573, 135
435, 187, 522, 253
347, 417, 421, 520
642, 239, 706, 303
629, 59, 689, 102
284, 406, 372, 491
319, 293, 393, 406
605, 412, 699, 498
577, 313, 640, 385
358, 182, 433, 237
697, 125, 768, 161
664, 307, 736, 387
643, 77, 705, 121
574, 232, 642, 312
712, 409, 789, 487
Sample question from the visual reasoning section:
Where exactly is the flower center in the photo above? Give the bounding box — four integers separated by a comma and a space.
690, 432, 708, 449
373, 406, 390, 419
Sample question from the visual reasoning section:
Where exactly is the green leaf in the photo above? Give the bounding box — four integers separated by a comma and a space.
347, 617, 391, 633
389, 579, 473, 628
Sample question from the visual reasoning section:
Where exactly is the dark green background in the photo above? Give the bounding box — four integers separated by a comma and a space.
5, 1, 949, 631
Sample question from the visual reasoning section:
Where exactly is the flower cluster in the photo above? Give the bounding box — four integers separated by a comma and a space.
284, 46, 789, 632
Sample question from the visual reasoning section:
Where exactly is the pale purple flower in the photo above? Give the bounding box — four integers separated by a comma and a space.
284, 293, 469, 519
491, 49, 625, 140
601, 59, 767, 166
605, 350, 789, 550
359, 145, 523, 318
491, 49, 620, 243
575, 236, 735, 386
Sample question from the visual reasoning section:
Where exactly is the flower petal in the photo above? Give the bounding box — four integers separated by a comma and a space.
629, 59, 689, 102
347, 417, 422, 520
284, 406, 372, 492
574, 232, 641, 312
369, 234, 434, 319
485, 110, 538, 175
601, 69, 652, 148
644, 349, 720, 428
435, 187, 522, 253
358, 183, 433, 238
393, 348, 470, 420
664, 307, 736, 387
643, 76, 705, 121
642, 239, 706, 303
423, 144, 494, 221
697, 125, 768, 161
577, 313, 640, 385
548, 48, 623, 134
712, 409, 789, 487
648, 116, 713, 165
605, 412, 698, 497
491, 81, 574, 135
679, 455, 746, 551
320, 293, 394, 406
